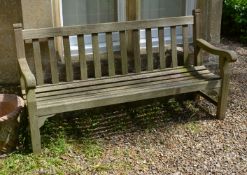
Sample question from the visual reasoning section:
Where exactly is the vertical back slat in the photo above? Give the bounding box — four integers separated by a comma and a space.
77, 34, 88, 80
182, 25, 189, 65
120, 31, 128, 75
171, 26, 178, 67
158, 27, 166, 69
32, 40, 44, 85
63, 36, 73, 82
48, 38, 59, 83
146, 28, 153, 71
193, 9, 202, 66
92, 33, 102, 78
106, 32, 115, 76
133, 29, 141, 73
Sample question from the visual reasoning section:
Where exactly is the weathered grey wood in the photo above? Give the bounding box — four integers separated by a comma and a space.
133, 29, 141, 73
32, 40, 44, 85
13, 24, 26, 60
14, 24, 36, 90
120, 31, 128, 75
158, 27, 166, 69
20, 75, 26, 95
36, 68, 214, 97
36, 66, 208, 92
182, 25, 189, 65
48, 38, 59, 83
193, 9, 202, 66
106, 32, 115, 76
26, 89, 41, 153
92, 33, 102, 78
22, 16, 194, 40
14, 12, 237, 153
198, 91, 218, 106
146, 28, 153, 71
39, 78, 221, 107
37, 75, 219, 104
18, 58, 36, 88
197, 39, 237, 62
36, 70, 218, 101
171, 26, 178, 67
38, 115, 54, 128
77, 34, 88, 79
217, 60, 230, 119
63, 36, 74, 81
37, 79, 221, 116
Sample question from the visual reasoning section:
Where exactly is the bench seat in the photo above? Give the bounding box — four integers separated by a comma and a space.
35, 66, 220, 116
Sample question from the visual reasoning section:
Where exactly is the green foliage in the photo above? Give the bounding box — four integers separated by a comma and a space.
222, 0, 247, 43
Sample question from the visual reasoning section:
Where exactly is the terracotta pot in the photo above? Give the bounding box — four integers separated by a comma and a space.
0, 94, 24, 154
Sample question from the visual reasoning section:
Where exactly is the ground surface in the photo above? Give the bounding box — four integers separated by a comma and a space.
0, 40, 246, 174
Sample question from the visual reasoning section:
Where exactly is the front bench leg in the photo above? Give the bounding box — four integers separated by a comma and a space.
217, 59, 230, 120
196, 39, 237, 120
26, 89, 41, 153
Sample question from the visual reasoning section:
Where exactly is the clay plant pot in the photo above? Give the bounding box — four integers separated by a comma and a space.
0, 94, 24, 154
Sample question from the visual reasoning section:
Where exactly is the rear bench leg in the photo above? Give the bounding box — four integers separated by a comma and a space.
216, 60, 230, 120
27, 89, 41, 153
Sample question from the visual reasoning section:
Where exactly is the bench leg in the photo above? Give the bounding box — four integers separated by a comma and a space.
27, 90, 41, 153
28, 113, 41, 153
216, 61, 230, 120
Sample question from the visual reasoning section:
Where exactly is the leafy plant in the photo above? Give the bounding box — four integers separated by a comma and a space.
222, 0, 247, 44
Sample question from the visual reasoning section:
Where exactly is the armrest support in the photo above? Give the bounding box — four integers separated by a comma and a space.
18, 58, 36, 89
197, 39, 237, 62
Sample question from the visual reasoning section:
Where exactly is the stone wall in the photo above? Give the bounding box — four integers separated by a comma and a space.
0, 0, 22, 84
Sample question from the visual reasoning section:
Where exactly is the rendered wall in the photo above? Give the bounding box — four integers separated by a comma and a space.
0, 0, 22, 84
21, 0, 53, 29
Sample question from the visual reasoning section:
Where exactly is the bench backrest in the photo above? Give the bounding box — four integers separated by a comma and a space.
14, 10, 201, 85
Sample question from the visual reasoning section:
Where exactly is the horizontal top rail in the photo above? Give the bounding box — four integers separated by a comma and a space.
22, 16, 194, 40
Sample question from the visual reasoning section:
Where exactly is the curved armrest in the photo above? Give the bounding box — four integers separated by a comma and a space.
197, 39, 237, 62
18, 58, 36, 89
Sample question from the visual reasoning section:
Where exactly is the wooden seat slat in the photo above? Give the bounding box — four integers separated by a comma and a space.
35, 66, 208, 93
37, 79, 221, 116
36, 71, 219, 102
38, 78, 220, 107
35, 69, 216, 99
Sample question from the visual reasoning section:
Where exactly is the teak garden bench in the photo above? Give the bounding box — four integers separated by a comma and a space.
14, 9, 237, 153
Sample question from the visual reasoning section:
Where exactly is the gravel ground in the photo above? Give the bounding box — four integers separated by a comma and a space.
91, 40, 247, 174
0, 40, 246, 174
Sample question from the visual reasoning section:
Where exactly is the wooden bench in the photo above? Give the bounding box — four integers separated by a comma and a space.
14, 9, 237, 153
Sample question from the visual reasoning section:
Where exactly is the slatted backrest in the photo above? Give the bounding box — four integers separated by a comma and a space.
15, 13, 201, 85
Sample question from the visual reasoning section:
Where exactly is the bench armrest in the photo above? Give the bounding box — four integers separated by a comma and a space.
18, 58, 36, 89
196, 39, 237, 63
